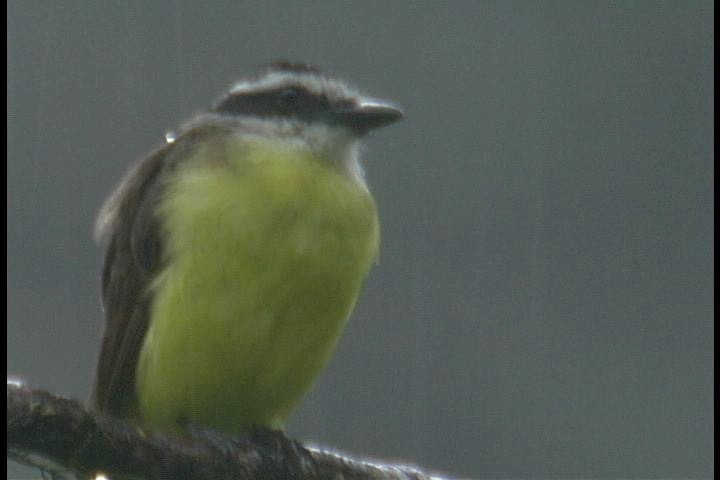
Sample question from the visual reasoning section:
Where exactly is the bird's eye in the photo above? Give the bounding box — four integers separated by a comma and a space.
279, 88, 300, 107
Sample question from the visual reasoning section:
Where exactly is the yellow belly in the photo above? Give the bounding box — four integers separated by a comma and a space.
135, 138, 379, 434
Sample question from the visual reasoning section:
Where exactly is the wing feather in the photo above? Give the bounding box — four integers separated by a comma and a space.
91, 123, 233, 417
91, 145, 169, 416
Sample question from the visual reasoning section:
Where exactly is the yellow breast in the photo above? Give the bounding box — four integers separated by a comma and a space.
135, 137, 379, 434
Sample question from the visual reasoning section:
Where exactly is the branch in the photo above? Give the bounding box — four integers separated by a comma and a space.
7, 381, 453, 480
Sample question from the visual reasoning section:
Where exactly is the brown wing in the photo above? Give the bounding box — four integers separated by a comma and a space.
91, 122, 233, 418
90, 142, 170, 417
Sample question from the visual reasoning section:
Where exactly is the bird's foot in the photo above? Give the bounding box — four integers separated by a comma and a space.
177, 416, 250, 458
251, 426, 310, 476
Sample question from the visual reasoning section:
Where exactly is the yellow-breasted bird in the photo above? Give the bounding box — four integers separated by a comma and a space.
91, 62, 403, 435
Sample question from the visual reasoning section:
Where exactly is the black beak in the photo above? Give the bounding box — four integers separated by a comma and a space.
334, 101, 404, 135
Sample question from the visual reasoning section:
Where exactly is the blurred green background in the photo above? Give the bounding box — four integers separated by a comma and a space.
7, 1, 713, 478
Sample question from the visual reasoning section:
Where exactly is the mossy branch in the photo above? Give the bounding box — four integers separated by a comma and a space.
7, 381, 453, 480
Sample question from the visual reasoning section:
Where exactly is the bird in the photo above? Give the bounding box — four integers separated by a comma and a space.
91, 62, 404, 436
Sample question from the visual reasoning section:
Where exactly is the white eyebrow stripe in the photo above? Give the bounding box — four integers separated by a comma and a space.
227, 72, 360, 99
